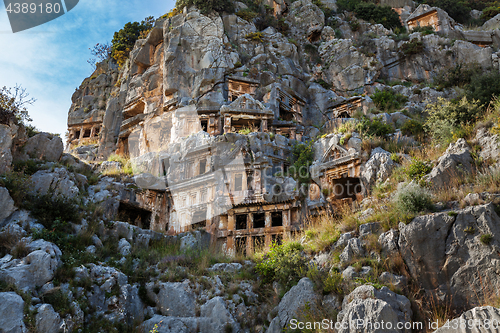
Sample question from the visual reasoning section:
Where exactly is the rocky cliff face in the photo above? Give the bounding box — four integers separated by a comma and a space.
3, 0, 500, 332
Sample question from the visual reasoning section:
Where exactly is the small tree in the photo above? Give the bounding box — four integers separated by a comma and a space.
0, 85, 35, 125
424, 97, 483, 142
87, 42, 111, 70
111, 17, 154, 67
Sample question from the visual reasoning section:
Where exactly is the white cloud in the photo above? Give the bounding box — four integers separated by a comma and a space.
0, 0, 175, 137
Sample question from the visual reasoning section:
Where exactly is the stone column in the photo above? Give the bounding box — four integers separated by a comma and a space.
261, 119, 268, 132
224, 115, 232, 134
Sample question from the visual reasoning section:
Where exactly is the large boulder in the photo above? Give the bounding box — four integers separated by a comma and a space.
339, 238, 365, 264
201, 296, 238, 333
286, 0, 325, 41
140, 315, 211, 333
155, 282, 196, 317
267, 277, 320, 332
0, 240, 62, 291
0, 124, 14, 174
432, 306, 500, 332
337, 285, 412, 333
361, 147, 397, 193
475, 127, 500, 169
425, 139, 473, 189
22, 133, 63, 162
35, 304, 61, 333
31, 167, 79, 199
0, 187, 16, 225
0, 292, 26, 333
399, 203, 500, 307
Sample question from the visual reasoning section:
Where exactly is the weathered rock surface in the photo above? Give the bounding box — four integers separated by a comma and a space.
273, 277, 320, 329
155, 282, 196, 317
433, 306, 500, 333
339, 237, 365, 264
22, 133, 63, 162
0, 292, 26, 333
35, 304, 61, 333
0, 124, 14, 174
399, 203, 500, 307
0, 187, 16, 225
31, 167, 79, 199
426, 139, 473, 189
476, 127, 500, 169
0, 239, 62, 291
201, 296, 238, 332
337, 285, 412, 333
361, 147, 397, 193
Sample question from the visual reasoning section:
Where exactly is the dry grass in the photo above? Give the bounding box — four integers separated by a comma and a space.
102, 153, 134, 177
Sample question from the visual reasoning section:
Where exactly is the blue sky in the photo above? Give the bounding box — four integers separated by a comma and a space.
0, 0, 175, 137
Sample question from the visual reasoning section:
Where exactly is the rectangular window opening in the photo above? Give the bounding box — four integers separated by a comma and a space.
236, 214, 247, 230
253, 213, 265, 229
271, 212, 283, 227
199, 160, 206, 175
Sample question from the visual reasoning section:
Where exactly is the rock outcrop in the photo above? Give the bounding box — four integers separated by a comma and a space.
433, 306, 500, 333
337, 285, 412, 333
399, 203, 500, 307
425, 139, 473, 189
0, 292, 26, 333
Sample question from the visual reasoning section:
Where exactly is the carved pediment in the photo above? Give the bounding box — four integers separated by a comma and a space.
221, 94, 273, 115
321, 144, 349, 163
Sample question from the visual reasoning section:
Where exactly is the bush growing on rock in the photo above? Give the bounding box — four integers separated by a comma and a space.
111, 18, 154, 67
255, 242, 308, 291
467, 70, 500, 106
356, 116, 394, 137
404, 158, 432, 180
371, 88, 408, 112
175, 0, 235, 14
424, 97, 483, 142
394, 182, 433, 214
399, 38, 425, 56
401, 119, 425, 138
337, 0, 402, 29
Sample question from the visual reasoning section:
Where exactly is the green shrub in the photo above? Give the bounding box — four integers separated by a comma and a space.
466, 70, 500, 106
288, 141, 315, 187
245, 32, 264, 42
423, 0, 473, 24
236, 8, 258, 21
434, 63, 481, 89
12, 159, 41, 176
356, 116, 394, 137
176, 0, 234, 14
480, 233, 493, 245
338, 0, 402, 29
424, 97, 483, 142
401, 119, 425, 137
0, 172, 31, 206
405, 159, 432, 180
111, 18, 154, 67
410, 25, 435, 35
354, 2, 402, 29
323, 271, 343, 295
255, 242, 308, 291
40, 288, 73, 316
394, 182, 433, 214
482, 5, 500, 20
400, 39, 424, 55
371, 88, 408, 112
25, 194, 81, 230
